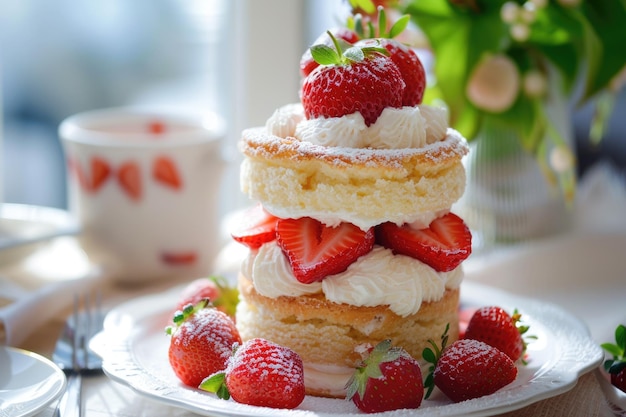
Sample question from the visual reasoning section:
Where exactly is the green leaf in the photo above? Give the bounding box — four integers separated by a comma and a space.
389, 15, 411, 39
422, 347, 436, 364
310, 44, 339, 66
616, 324, 626, 351
198, 372, 229, 399
580, 0, 626, 99
601, 343, 624, 358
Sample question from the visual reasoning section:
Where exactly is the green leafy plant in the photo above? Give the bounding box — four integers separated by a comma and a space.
347, 0, 626, 198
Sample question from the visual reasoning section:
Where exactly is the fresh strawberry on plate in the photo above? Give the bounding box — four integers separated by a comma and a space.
276, 217, 375, 284
166, 300, 241, 388
464, 306, 532, 363
346, 339, 424, 413
176, 276, 239, 318
376, 212, 472, 272
200, 338, 305, 409
423, 325, 517, 403
300, 32, 405, 126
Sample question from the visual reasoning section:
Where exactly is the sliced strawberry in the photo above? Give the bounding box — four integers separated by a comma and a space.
231, 205, 279, 249
153, 156, 182, 190
117, 161, 142, 201
276, 217, 375, 284
90, 156, 111, 191
376, 213, 472, 272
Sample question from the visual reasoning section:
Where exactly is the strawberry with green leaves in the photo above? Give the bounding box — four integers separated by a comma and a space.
601, 324, 626, 393
200, 338, 306, 409
351, 7, 426, 106
346, 339, 424, 413
166, 300, 241, 388
276, 217, 375, 284
176, 276, 239, 318
300, 28, 360, 77
423, 324, 518, 402
464, 306, 532, 363
301, 32, 405, 126
376, 213, 472, 272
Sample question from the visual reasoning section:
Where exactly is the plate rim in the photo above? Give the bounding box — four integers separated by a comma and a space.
90, 281, 604, 417
0, 346, 67, 417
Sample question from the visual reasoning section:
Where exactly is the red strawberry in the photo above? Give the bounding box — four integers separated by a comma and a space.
423, 330, 517, 403
117, 161, 142, 201
153, 156, 182, 189
601, 324, 626, 393
166, 300, 241, 388
300, 33, 404, 126
231, 205, 279, 249
464, 306, 527, 362
200, 338, 305, 409
434, 339, 517, 402
376, 212, 472, 272
300, 28, 359, 77
90, 156, 111, 191
176, 276, 239, 318
276, 217, 375, 284
346, 339, 423, 413
358, 38, 426, 106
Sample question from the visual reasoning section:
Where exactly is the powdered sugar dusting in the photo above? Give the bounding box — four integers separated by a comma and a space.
177, 309, 238, 365
241, 127, 468, 170
228, 338, 305, 394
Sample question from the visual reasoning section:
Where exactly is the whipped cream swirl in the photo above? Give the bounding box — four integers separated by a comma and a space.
266, 103, 448, 149
245, 242, 462, 317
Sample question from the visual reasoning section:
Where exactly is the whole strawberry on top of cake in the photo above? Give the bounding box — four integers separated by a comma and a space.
231, 10, 472, 398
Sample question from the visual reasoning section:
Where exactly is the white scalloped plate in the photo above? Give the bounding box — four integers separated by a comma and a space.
90, 281, 603, 417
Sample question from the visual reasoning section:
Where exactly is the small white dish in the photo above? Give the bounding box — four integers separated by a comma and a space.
91, 281, 603, 417
0, 346, 67, 417
0, 203, 79, 251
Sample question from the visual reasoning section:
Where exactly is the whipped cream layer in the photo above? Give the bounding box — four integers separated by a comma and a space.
243, 242, 463, 317
266, 103, 448, 149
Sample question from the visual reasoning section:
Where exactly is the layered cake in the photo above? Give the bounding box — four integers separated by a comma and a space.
231, 27, 471, 398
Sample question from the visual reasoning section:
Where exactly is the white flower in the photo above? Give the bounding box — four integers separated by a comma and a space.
466, 54, 521, 113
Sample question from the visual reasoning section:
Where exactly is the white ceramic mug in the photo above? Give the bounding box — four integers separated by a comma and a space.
59, 107, 226, 285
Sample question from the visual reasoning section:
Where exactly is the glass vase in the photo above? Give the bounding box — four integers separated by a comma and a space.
456, 113, 575, 253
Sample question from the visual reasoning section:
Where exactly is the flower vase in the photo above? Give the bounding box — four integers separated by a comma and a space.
456, 115, 575, 253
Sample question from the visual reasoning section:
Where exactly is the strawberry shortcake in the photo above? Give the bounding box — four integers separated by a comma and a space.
231, 27, 472, 398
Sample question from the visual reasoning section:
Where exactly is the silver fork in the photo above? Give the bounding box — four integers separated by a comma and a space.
53, 292, 104, 417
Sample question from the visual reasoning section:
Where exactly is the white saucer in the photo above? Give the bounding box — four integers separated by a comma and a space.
0, 203, 79, 251
0, 346, 67, 417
